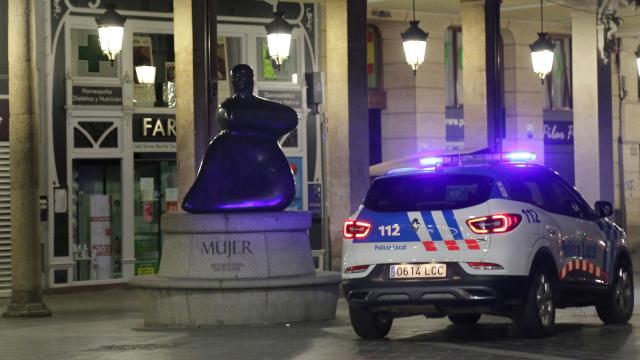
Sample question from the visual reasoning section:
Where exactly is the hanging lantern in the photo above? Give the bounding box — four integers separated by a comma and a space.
530, 32, 555, 81
402, 0, 428, 75
265, 11, 294, 69
530, 0, 554, 82
402, 20, 428, 75
135, 65, 156, 85
95, 3, 126, 61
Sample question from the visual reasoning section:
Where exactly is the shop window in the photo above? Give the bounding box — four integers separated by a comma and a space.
132, 33, 175, 108
445, 27, 463, 107
72, 160, 122, 281
134, 159, 177, 276
71, 28, 118, 78
544, 36, 572, 110
256, 37, 298, 83
217, 36, 244, 104
367, 25, 382, 90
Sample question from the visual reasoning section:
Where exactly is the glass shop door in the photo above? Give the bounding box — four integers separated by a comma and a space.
73, 160, 123, 282
133, 156, 177, 275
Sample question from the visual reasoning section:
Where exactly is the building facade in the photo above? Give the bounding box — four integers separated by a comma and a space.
2, 0, 640, 293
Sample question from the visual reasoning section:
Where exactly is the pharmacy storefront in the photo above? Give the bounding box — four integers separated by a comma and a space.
45, 0, 323, 288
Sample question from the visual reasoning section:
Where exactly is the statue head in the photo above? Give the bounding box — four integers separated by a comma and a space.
231, 64, 254, 97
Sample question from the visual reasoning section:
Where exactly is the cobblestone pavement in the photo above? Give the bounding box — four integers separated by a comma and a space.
0, 287, 639, 360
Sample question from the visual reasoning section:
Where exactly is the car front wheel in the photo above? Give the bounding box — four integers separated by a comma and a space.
348, 306, 393, 339
596, 261, 634, 324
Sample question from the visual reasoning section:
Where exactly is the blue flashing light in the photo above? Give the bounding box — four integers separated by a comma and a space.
503, 151, 536, 162
386, 167, 419, 175
419, 157, 443, 167
414, 151, 536, 169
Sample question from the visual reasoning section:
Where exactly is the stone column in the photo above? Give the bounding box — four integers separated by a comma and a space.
3, 0, 50, 317
500, 25, 544, 163
173, 0, 217, 204
174, 0, 196, 203
571, 9, 613, 205
325, 0, 369, 270
461, 0, 488, 150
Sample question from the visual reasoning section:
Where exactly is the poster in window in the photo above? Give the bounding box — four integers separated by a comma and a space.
217, 40, 228, 80
133, 36, 153, 68
286, 156, 304, 210
133, 36, 155, 106
256, 37, 298, 82
165, 61, 175, 82
217, 38, 231, 102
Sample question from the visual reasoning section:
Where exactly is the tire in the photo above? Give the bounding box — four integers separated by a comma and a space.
596, 261, 634, 324
348, 306, 393, 339
447, 313, 481, 325
515, 266, 556, 338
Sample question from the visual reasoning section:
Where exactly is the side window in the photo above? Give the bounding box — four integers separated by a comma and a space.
509, 176, 548, 209
544, 176, 591, 219
563, 184, 597, 221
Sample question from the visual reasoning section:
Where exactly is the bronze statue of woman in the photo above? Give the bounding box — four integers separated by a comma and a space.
182, 64, 298, 213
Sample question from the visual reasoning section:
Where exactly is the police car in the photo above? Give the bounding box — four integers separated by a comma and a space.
342, 152, 634, 339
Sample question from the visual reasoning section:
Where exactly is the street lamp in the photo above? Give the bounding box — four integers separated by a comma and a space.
265, 10, 294, 70
135, 65, 156, 85
530, 0, 554, 82
401, 0, 428, 75
95, 3, 126, 61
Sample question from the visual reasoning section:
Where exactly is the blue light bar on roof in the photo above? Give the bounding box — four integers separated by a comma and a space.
503, 151, 536, 162
419, 157, 443, 167
417, 151, 536, 168
386, 167, 419, 175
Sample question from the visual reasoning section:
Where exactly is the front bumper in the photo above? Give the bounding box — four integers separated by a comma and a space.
342, 263, 528, 313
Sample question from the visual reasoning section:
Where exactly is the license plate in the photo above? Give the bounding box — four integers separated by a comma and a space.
389, 263, 447, 279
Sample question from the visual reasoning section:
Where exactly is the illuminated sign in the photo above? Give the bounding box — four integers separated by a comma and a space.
132, 114, 176, 152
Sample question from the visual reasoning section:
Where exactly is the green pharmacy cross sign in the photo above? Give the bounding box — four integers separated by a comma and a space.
78, 34, 109, 73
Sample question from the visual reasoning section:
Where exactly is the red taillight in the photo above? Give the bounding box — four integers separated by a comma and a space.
466, 214, 521, 234
343, 219, 372, 239
344, 265, 370, 274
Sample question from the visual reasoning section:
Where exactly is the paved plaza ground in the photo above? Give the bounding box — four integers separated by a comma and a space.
1, 281, 640, 360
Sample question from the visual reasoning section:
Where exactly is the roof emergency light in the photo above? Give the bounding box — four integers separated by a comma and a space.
419, 157, 443, 167
418, 151, 536, 168
503, 151, 537, 162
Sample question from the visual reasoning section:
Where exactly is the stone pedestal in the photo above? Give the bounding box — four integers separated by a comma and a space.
129, 211, 340, 326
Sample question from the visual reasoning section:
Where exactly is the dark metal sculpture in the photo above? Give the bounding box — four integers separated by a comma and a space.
182, 64, 297, 213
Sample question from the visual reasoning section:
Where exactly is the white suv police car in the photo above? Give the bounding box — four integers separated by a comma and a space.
342, 152, 634, 339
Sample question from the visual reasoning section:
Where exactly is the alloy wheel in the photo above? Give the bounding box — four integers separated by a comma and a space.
615, 267, 633, 315
536, 273, 553, 327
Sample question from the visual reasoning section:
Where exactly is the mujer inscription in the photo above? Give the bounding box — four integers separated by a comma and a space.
200, 240, 253, 257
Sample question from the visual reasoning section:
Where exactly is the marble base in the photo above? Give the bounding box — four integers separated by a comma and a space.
129, 211, 341, 326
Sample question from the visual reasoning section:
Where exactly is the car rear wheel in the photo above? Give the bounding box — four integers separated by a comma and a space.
348, 306, 393, 339
515, 266, 555, 338
596, 261, 634, 324
447, 313, 481, 325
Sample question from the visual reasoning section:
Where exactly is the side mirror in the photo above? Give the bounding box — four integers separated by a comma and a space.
595, 201, 613, 218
